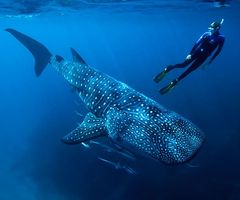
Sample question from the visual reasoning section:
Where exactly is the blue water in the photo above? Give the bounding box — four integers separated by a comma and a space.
0, 1, 240, 200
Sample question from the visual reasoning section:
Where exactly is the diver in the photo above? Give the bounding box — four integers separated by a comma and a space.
153, 19, 225, 95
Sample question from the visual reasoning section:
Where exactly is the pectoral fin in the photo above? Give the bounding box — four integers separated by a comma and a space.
62, 113, 107, 144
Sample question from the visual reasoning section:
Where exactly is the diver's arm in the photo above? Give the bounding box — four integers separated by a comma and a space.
208, 38, 225, 64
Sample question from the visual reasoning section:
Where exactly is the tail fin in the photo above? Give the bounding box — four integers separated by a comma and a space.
5, 28, 52, 76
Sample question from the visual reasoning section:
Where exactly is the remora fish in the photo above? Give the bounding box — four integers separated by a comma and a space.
6, 28, 205, 165
98, 157, 137, 175
90, 140, 136, 160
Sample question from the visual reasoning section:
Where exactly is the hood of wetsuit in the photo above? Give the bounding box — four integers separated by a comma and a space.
208, 18, 224, 31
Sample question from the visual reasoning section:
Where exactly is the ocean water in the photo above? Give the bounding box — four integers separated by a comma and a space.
0, 1, 240, 200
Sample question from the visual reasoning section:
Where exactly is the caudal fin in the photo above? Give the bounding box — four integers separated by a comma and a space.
6, 28, 52, 76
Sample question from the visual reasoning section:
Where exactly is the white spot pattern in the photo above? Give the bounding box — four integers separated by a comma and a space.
51, 55, 205, 164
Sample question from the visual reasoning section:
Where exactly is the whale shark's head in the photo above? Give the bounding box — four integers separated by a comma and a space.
106, 107, 205, 165
150, 111, 205, 164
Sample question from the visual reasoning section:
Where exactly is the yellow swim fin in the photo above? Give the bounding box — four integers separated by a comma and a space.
159, 81, 176, 95
153, 68, 168, 83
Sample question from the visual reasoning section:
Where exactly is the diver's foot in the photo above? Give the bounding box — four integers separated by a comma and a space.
153, 67, 168, 83
159, 79, 178, 95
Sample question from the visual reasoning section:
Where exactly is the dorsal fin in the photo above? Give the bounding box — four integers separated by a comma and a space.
70, 48, 87, 65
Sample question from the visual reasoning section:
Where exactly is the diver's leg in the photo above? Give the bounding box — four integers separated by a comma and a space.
153, 57, 194, 83
166, 58, 194, 71
175, 57, 206, 82
159, 57, 207, 95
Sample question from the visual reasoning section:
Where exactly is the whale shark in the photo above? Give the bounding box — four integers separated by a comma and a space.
6, 28, 205, 165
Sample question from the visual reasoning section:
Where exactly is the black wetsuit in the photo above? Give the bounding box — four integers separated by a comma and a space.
167, 30, 225, 82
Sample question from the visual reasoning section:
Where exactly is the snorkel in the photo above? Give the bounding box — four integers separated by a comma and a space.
219, 18, 224, 28
220, 18, 224, 25
208, 18, 224, 34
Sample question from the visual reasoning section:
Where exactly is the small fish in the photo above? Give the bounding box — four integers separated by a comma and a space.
98, 157, 137, 175
186, 163, 200, 168
122, 165, 137, 175
98, 157, 117, 167
81, 142, 90, 149
90, 140, 136, 160
75, 111, 84, 117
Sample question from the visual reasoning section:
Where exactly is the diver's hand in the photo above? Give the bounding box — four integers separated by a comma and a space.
186, 54, 191, 60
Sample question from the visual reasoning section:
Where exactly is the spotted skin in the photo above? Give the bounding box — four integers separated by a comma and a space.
6, 28, 205, 164
51, 55, 205, 165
